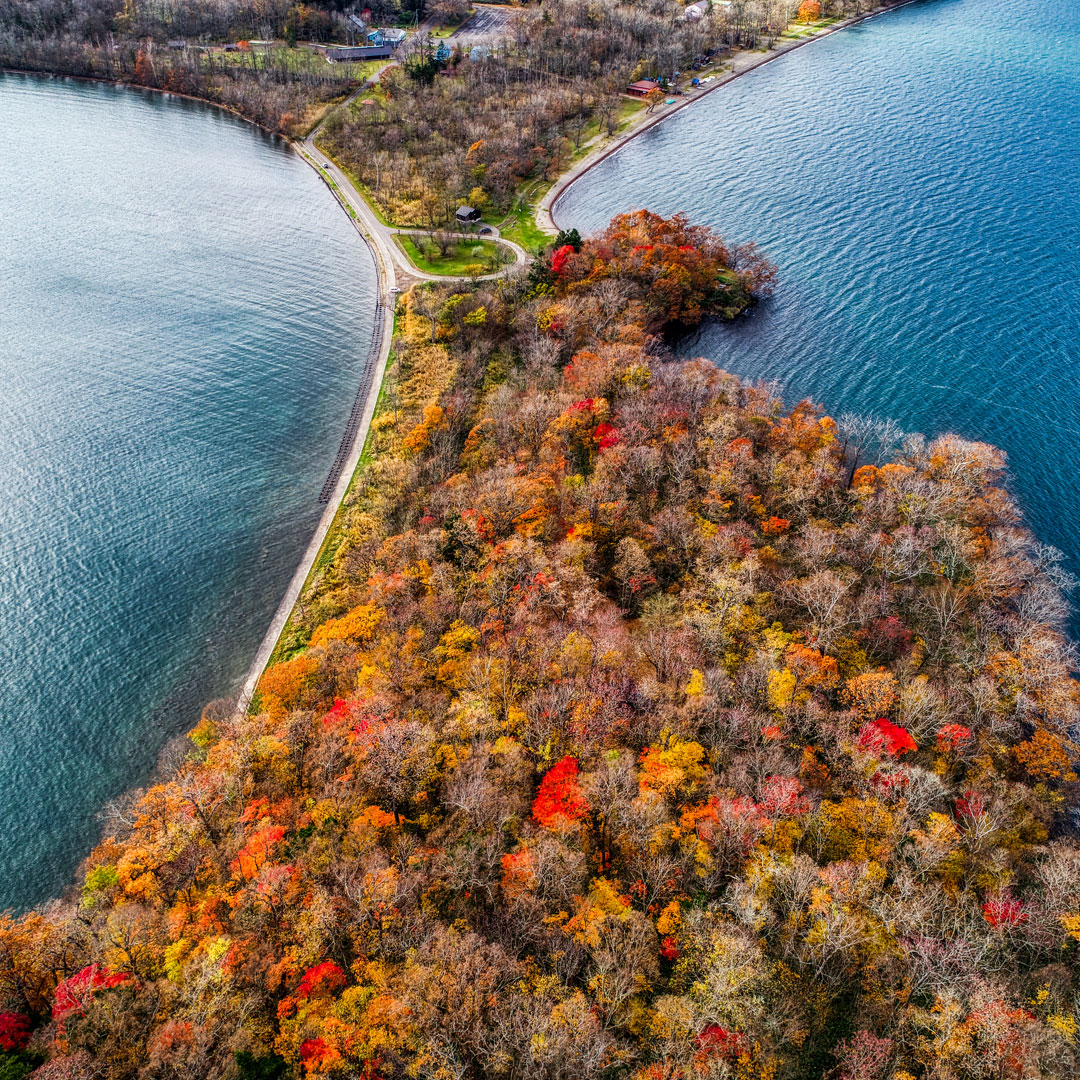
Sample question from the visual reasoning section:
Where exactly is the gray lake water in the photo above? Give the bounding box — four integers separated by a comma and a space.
557, 0, 1080, 634
0, 74, 376, 910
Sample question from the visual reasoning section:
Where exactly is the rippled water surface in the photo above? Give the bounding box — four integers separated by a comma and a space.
558, 0, 1080, 630
0, 75, 376, 909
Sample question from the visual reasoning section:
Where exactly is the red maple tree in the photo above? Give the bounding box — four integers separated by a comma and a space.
532, 756, 588, 828
858, 718, 917, 756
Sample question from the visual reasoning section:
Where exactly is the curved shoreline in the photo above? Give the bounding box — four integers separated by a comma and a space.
0, 66, 292, 136
540, 0, 926, 233
235, 149, 397, 715
2, 68, 393, 722
0, 70, 504, 719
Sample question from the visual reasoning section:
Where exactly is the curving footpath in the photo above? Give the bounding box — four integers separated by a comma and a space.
300, 129, 528, 287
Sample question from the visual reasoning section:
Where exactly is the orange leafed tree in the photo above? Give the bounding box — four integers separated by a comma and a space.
233, 824, 285, 881
309, 603, 385, 649
259, 653, 319, 709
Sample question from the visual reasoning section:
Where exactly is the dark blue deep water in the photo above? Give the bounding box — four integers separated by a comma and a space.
558, 0, 1080, 631
0, 75, 376, 909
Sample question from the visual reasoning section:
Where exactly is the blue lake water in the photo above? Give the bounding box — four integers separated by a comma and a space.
0, 75, 376, 910
557, 0, 1080, 634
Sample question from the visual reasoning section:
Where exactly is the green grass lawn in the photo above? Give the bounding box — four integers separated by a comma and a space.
616, 97, 646, 127
397, 235, 504, 275
779, 17, 837, 39
344, 59, 392, 82
495, 202, 552, 252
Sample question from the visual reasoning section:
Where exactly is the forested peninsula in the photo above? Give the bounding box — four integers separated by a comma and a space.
3, 1, 1080, 1079
0, 208, 1076, 1080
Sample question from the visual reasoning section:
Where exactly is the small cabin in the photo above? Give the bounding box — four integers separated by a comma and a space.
626, 79, 659, 98
456, 206, 482, 225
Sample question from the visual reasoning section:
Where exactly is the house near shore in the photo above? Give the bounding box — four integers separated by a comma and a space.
456, 206, 482, 225
626, 79, 660, 98
364, 28, 407, 47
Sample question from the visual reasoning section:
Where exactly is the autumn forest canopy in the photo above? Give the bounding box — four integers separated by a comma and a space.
1, 210, 1079, 1080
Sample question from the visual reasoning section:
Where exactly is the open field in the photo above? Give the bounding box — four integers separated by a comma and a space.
396, 234, 505, 274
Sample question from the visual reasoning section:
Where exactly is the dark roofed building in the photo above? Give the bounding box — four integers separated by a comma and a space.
456, 206, 482, 224
322, 43, 394, 62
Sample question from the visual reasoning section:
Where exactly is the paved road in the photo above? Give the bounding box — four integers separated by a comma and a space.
236, 124, 397, 716
299, 128, 528, 287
